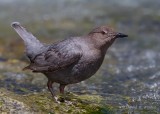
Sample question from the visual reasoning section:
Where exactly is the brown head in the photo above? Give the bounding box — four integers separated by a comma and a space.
88, 26, 128, 50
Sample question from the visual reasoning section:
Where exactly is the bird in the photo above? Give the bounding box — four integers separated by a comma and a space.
11, 22, 127, 101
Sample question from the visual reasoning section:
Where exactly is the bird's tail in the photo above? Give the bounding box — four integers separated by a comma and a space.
11, 22, 44, 58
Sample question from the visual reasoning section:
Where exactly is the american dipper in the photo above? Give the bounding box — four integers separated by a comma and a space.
11, 22, 127, 99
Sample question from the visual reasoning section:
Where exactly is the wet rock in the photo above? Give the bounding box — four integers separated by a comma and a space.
0, 57, 7, 62
0, 89, 115, 114
0, 89, 33, 113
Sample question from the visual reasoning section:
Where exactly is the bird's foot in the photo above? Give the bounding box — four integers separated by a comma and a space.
53, 95, 72, 105
53, 96, 61, 104
58, 97, 72, 105
64, 100, 73, 105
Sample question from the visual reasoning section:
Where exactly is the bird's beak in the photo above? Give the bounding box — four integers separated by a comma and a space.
115, 33, 128, 38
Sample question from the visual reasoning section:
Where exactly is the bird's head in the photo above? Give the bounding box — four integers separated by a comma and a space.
89, 26, 128, 51
89, 26, 128, 41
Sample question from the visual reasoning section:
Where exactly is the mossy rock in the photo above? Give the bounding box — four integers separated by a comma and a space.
0, 89, 115, 114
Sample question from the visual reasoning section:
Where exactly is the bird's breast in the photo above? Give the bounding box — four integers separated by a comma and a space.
71, 49, 104, 81
44, 50, 105, 84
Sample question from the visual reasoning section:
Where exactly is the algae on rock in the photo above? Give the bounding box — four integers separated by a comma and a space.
0, 89, 115, 114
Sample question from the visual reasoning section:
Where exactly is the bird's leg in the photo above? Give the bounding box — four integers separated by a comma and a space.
59, 84, 66, 94
47, 80, 60, 103
47, 80, 55, 97
47, 81, 66, 103
59, 84, 72, 104
59, 84, 72, 103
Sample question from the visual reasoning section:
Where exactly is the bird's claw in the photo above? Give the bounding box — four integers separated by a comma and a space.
53, 96, 72, 105
54, 96, 61, 104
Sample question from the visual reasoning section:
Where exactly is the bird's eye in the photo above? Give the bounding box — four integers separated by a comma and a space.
101, 31, 107, 35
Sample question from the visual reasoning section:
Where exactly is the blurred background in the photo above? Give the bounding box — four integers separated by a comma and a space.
0, 0, 160, 113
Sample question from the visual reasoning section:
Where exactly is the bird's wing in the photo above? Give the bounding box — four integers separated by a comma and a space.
25, 39, 82, 72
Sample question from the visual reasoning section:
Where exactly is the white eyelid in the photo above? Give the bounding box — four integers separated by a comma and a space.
103, 30, 108, 34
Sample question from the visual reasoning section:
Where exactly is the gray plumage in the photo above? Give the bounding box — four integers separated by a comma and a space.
11, 22, 127, 99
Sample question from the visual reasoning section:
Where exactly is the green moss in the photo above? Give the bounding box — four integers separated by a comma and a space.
123, 96, 132, 104
0, 100, 3, 108
1, 88, 159, 113
85, 107, 115, 114
0, 89, 115, 114
22, 92, 115, 114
